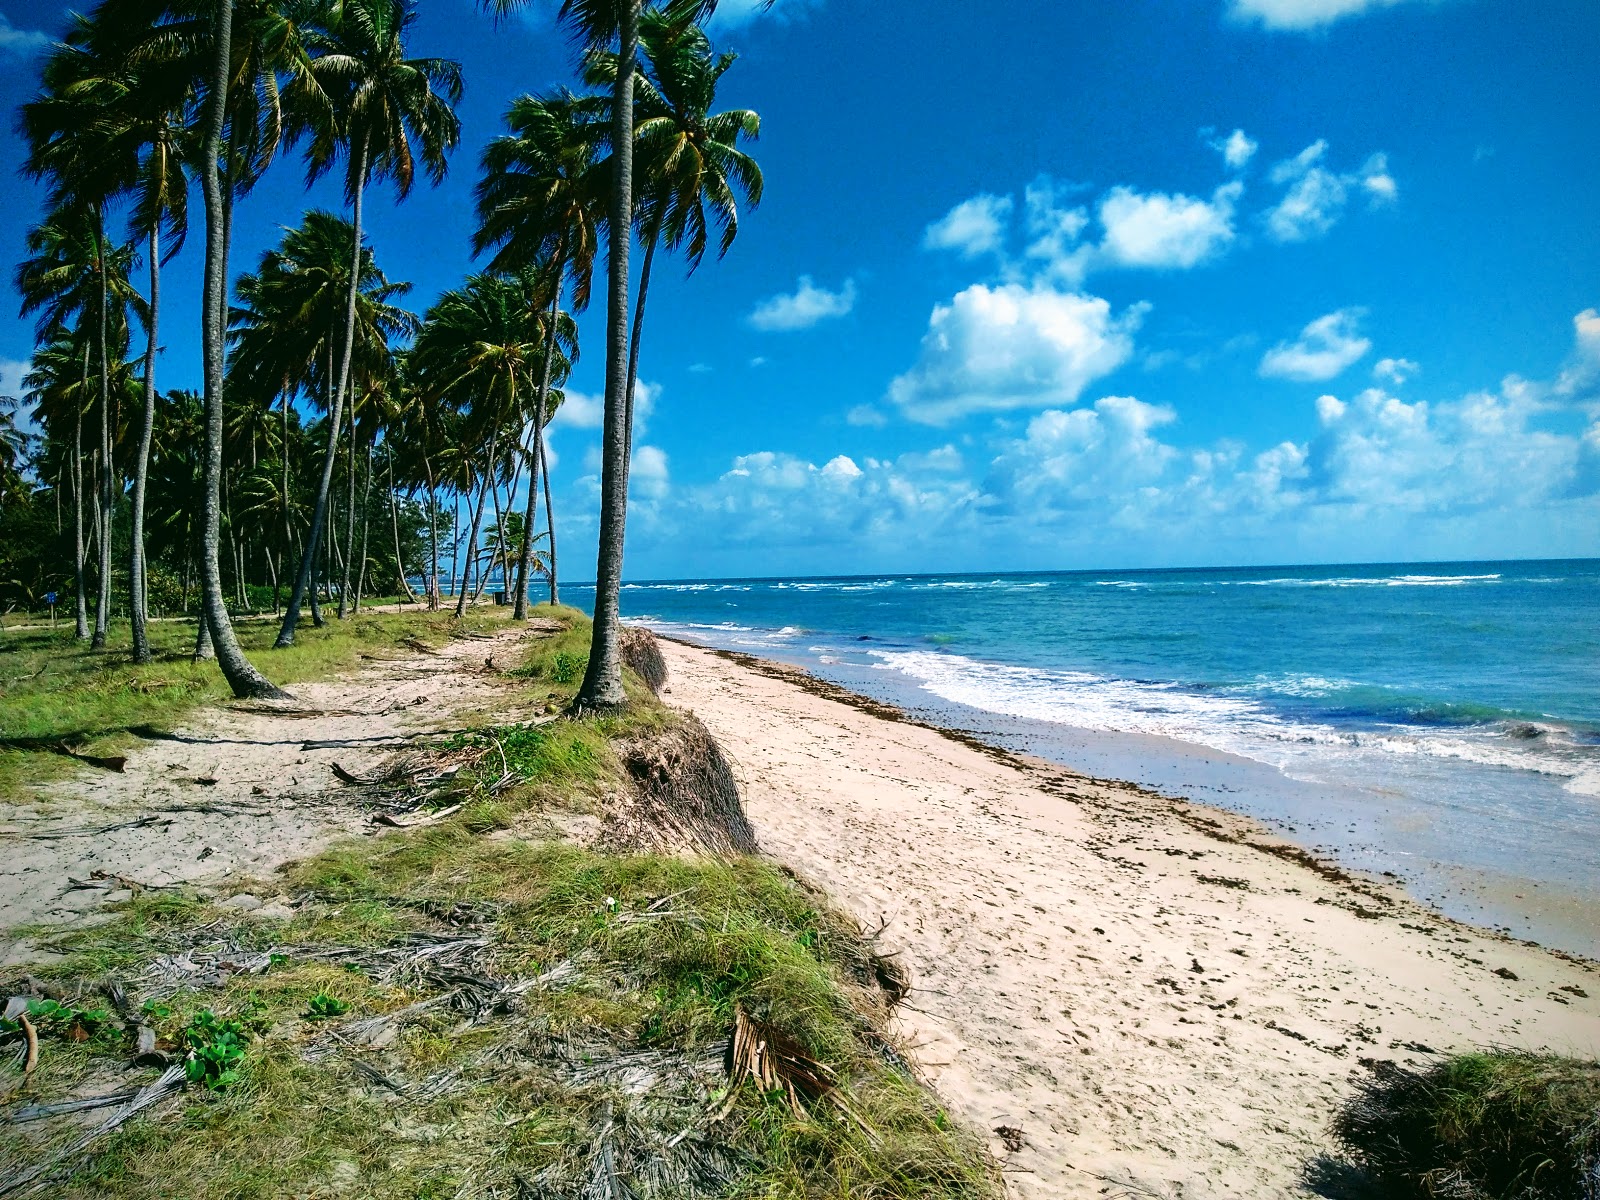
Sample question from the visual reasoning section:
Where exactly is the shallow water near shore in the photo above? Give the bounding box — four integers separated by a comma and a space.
560, 559, 1600, 956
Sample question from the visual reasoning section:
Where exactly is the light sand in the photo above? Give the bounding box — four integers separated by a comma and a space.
0, 623, 533, 950
660, 638, 1600, 1199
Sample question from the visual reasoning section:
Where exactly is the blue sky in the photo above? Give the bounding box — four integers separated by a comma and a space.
2, 0, 1597, 579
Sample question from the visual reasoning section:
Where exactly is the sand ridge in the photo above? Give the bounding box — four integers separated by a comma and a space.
659, 638, 1600, 1199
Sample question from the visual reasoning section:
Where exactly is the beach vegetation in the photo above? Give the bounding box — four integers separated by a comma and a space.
1328, 1051, 1600, 1198
0, 613, 998, 1198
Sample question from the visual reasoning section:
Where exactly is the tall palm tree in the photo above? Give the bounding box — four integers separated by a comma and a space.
474, 92, 602, 621
232, 209, 416, 621
587, 11, 760, 469
408, 272, 566, 619
196, 0, 285, 697
483, 0, 751, 707
19, 332, 93, 638
74, 12, 195, 662
276, 0, 460, 646
14, 211, 142, 647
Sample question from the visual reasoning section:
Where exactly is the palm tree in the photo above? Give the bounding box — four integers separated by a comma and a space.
587, 11, 760, 469
275, 0, 460, 646
195, 0, 285, 697
482, 0, 754, 707
14, 210, 142, 647
474, 91, 602, 621
76, 13, 195, 662
231, 209, 417, 612
408, 272, 566, 618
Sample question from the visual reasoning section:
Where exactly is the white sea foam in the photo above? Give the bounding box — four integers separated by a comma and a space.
867, 647, 1597, 789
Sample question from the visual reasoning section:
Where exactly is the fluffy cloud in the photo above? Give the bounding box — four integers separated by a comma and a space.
1023, 177, 1090, 263
748, 275, 856, 331
0, 14, 51, 56
1260, 309, 1371, 381
1212, 128, 1259, 171
1556, 308, 1600, 401
1373, 356, 1420, 385
923, 194, 1014, 259
629, 444, 670, 500
886, 283, 1143, 424
1264, 141, 1396, 242
986, 396, 1180, 514
620, 310, 1600, 574
1226, 0, 1418, 31
846, 403, 888, 428
1097, 182, 1243, 270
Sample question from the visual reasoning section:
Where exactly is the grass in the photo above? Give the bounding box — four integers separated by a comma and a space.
0, 603, 504, 797
1330, 1051, 1600, 1198
0, 608, 999, 1199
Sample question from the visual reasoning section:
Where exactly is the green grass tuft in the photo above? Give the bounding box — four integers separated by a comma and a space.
1331, 1050, 1600, 1198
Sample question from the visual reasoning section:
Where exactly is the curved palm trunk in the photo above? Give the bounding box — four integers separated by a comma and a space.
198, 0, 284, 699
338, 402, 358, 618
622, 211, 663, 473
277, 141, 368, 647
92, 207, 113, 651
514, 259, 564, 621
575, 1, 640, 711
72, 351, 88, 640
541, 435, 558, 607
354, 436, 373, 612
130, 226, 161, 663
453, 428, 499, 620
423, 454, 439, 609
388, 451, 418, 604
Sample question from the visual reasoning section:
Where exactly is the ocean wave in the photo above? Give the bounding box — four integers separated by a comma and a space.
1220, 573, 1503, 588
867, 648, 1599, 790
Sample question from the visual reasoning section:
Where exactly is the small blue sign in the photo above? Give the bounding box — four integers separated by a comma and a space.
45, 592, 57, 605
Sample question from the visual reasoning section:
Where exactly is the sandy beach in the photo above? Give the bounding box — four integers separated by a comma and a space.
658, 636, 1600, 1199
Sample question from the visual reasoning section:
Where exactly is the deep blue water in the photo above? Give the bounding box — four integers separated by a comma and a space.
559, 560, 1600, 950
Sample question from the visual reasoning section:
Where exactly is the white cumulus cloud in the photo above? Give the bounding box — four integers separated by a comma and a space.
1264, 141, 1397, 242
707, 0, 820, 29
1226, 0, 1421, 31
1260, 309, 1372, 381
1212, 128, 1259, 171
923, 194, 1015, 259
1097, 182, 1243, 270
887, 283, 1143, 425
748, 275, 856, 332
1373, 356, 1420, 385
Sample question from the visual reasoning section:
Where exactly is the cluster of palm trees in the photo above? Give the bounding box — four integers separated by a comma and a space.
5, 0, 763, 710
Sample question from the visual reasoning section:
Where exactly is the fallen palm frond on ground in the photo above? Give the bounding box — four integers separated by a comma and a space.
0, 608, 997, 1199
1325, 1050, 1600, 1199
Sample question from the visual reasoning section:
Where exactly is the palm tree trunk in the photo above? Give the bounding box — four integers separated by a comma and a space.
278, 139, 368, 646
130, 226, 160, 663
354, 436, 373, 612
574, 0, 640, 710
449, 492, 460, 600
541, 435, 558, 607
454, 429, 498, 619
515, 256, 564, 621
388, 451, 418, 603
623, 211, 663, 473
197, 0, 284, 699
72, 352, 88, 640
338, 400, 357, 619
92, 206, 113, 651
424, 453, 439, 609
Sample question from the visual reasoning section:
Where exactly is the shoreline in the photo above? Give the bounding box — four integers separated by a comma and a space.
656, 634, 1600, 1197
644, 619, 1600, 959
667, 634, 1599, 968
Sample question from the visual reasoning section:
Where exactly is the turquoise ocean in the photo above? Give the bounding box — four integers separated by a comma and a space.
559, 560, 1600, 954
